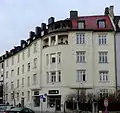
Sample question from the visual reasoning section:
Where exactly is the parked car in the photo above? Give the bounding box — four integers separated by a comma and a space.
4, 107, 35, 113
0, 105, 14, 113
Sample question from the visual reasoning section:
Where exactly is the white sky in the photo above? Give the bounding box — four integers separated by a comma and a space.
0, 0, 119, 55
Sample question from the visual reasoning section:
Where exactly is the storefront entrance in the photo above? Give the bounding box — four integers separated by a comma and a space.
47, 95, 61, 111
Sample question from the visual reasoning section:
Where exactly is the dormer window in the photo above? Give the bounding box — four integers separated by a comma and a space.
22, 44, 25, 48
27, 40, 30, 45
98, 20, 106, 28
78, 21, 85, 29
33, 37, 36, 40
41, 31, 44, 36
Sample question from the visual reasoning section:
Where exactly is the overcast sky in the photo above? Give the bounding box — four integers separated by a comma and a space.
0, 0, 119, 55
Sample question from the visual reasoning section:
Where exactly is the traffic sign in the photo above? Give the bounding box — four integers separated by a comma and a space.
104, 98, 108, 107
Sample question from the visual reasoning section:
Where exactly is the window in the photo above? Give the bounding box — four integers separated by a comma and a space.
27, 77, 30, 86
33, 58, 37, 68
77, 70, 86, 82
33, 42, 37, 53
98, 34, 107, 45
11, 57, 14, 65
76, 51, 86, 63
76, 33, 85, 44
27, 91, 30, 101
28, 63, 30, 71
11, 82, 14, 90
78, 21, 85, 29
51, 71, 56, 82
22, 78, 24, 87
17, 93, 19, 101
98, 20, 106, 28
6, 71, 8, 78
99, 71, 108, 82
22, 65, 24, 74
58, 71, 61, 82
50, 53, 56, 63
17, 54, 20, 62
100, 89, 108, 98
46, 54, 49, 65
17, 67, 19, 75
2, 63, 3, 69
11, 70, 14, 77
33, 74, 37, 85
22, 51, 25, 60
11, 93, 13, 100
17, 79, 19, 88
6, 94, 8, 102
22, 92, 24, 96
6, 59, 8, 67
99, 52, 108, 63
46, 72, 49, 83
28, 47, 30, 57
57, 52, 61, 64
6, 82, 8, 92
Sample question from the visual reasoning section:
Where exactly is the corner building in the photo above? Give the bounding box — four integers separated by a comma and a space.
3, 11, 116, 112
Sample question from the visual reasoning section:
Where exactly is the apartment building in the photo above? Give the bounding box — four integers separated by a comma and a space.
0, 57, 4, 104
1, 10, 116, 112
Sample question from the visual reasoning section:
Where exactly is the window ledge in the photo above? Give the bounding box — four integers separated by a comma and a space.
99, 62, 108, 64
76, 61, 87, 63
76, 80, 87, 83
99, 81, 109, 83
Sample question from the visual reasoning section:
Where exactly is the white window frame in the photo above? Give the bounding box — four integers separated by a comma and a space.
76, 51, 86, 63
33, 42, 37, 53
98, 34, 107, 45
33, 58, 37, 68
51, 71, 56, 82
11, 70, 14, 77
22, 51, 25, 60
100, 89, 108, 98
17, 79, 19, 88
50, 53, 56, 64
6, 71, 8, 78
99, 52, 108, 63
22, 64, 24, 74
99, 71, 108, 82
77, 70, 86, 82
98, 20, 105, 28
78, 21, 85, 29
17, 67, 19, 75
28, 63, 30, 71
76, 33, 85, 44
33, 74, 37, 85
57, 52, 61, 64
22, 78, 24, 87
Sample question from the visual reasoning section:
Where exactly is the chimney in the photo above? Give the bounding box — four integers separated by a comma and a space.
35, 26, 41, 37
70, 10, 78, 19
104, 7, 109, 15
48, 17, 55, 25
29, 31, 35, 38
41, 23, 46, 30
109, 5, 114, 19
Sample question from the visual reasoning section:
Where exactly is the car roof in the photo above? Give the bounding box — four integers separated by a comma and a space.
8, 107, 23, 111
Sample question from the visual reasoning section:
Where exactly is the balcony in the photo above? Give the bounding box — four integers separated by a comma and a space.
58, 35, 68, 45
48, 20, 72, 33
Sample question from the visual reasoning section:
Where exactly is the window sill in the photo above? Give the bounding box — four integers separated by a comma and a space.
76, 61, 86, 63
99, 81, 109, 83
76, 80, 87, 83
99, 62, 108, 64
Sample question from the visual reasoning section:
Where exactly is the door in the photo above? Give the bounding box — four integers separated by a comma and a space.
55, 98, 61, 111
21, 98, 24, 107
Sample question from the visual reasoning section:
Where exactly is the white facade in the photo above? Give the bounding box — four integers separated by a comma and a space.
3, 31, 116, 112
